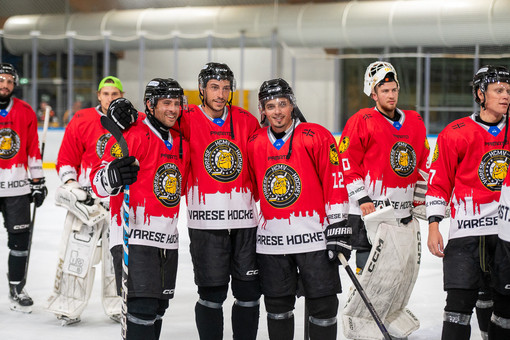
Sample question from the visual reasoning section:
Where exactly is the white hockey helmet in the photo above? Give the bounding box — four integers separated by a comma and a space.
363, 61, 399, 97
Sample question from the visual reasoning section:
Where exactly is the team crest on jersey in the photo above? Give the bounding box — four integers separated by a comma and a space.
0, 129, 20, 159
478, 149, 510, 192
203, 139, 243, 182
110, 142, 123, 158
425, 138, 430, 150
96, 133, 112, 158
153, 163, 182, 207
329, 143, 339, 165
432, 143, 439, 163
390, 142, 416, 177
338, 136, 349, 154
263, 164, 301, 208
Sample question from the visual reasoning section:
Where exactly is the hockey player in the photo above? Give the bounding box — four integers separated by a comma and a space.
179, 62, 261, 340
48, 76, 133, 324
0, 63, 46, 313
338, 61, 429, 339
91, 78, 190, 339
427, 65, 510, 340
246, 78, 349, 340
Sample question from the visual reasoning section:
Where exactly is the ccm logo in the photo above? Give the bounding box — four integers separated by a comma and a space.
246, 270, 259, 276
163, 289, 175, 295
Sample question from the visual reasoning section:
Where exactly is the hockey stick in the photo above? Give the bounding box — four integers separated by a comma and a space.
338, 253, 393, 340
20, 105, 51, 290
100, 115, 130, 340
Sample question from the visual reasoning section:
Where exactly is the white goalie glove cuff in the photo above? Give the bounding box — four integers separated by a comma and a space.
55, 181, 108, 226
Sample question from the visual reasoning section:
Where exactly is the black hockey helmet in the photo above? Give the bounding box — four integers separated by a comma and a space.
0, 63, 19, 86
473, 65, 510, 108
258, 78, 306, 123
144, 78, 187, 116
198, 62, 236, 91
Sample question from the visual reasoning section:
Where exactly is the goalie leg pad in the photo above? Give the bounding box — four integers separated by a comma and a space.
101, 224, 122, 319
342, 219, 420, 339
47, 212, 104, 320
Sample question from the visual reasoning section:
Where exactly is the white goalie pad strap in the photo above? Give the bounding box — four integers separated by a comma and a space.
342, 218, 421, 339
444, 311, 471, 325
491, 314, 510, 329
55, 181, 108, 227
47, 214, 105, 319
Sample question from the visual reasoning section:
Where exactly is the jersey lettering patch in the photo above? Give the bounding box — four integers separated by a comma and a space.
203, 139, 243, 182
153, 163, 182, 207
0, 128, 20, 159
338, 136, 349, 154
478, 149, 510, 192
96, 133, 112, 158
390, 141, 416, 177
329, 143, 339, 165
263, 164, 301, 208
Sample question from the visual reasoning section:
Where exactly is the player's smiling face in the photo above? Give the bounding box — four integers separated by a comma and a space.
482, 82, 510, 118
152, 98, 180, 128
264, 97, 294, 133
373, 81, 399, 116
202, 79, 231, 118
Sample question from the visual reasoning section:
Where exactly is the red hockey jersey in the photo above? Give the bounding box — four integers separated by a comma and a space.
247, 122, 349, 255
180, 104, 259, 230
427, 114, 510, 240
339, 108, 429, 218
498, 172, 510, 242
91, 119, 190, 250
0, 97, 43, 197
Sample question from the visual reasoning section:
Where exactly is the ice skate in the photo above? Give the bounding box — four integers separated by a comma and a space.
9, 284, 33, 314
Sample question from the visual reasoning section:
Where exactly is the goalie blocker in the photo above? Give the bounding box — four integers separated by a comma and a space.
342, 201, 421, 340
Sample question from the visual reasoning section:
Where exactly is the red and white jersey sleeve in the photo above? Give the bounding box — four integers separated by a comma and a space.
180, 104, 260, 230
427, 114, 509, 240
56, 106, 112, 188
339, 108, 429, 218
91, 119, 190, 250
247, 122, 349, 255
0, 98, 43, 197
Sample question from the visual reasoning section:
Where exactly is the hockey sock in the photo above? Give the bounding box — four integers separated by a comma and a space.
488, 315, 510, 339
442, 320, 470, 340
308, 318, 336, 340
232, 300, 259, 340
267, 312, 294, 340
127, 319, 156, 340
153, 317, 162, 340
8, 250, 28, 282
476, 290, 493, 335
195, 300, 223, 340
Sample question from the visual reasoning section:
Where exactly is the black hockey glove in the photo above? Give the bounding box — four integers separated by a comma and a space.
107, 97, 138, 131
325, 220, 352, 262
29, 178, 48, 208
105, 156, 140, 191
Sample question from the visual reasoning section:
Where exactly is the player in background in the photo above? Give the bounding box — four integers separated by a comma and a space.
179, 62, 261, 340
48, 76, 134, 324
91, 78, 190, 339
338, 61, 429, 339
0, 63, 46, 313
427, 65, 510, 340
246, 78, 349, 340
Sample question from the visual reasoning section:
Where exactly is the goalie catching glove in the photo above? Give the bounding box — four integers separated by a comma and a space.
107, 97, 138, 131
325, 220, 352, 262
101, 156, 139, 196
55, 181, 108, 226
29, 178, 48, 207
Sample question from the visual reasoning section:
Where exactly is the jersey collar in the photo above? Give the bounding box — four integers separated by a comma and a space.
267, 120, 300, 150
470, 113, 506, 137
199, 105, 228, 126
0, 99, 13, 118
374, 107, 405, 130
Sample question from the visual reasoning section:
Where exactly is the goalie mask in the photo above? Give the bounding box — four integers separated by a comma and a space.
0, 63, 19, 86
363, 61, 400, 97
473, 65, 510, 108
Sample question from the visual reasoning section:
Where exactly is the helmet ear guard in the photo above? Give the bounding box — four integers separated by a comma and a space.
363, 61, 399, 97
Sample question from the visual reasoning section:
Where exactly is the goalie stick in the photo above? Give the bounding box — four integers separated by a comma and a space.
338, 253, 393, 340
100, 115, 130, 340
20, 105, 50, 291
